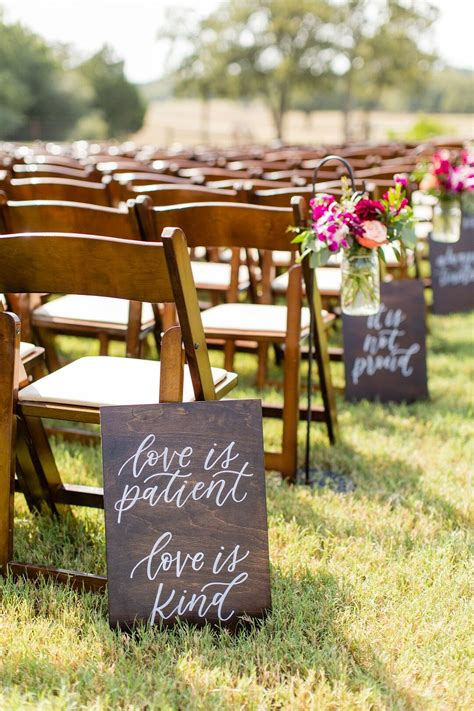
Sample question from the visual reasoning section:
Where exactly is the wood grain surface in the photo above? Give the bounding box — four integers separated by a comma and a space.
343, 280, 429, 403
101, 399, 271, 630
429, 209, 474, 315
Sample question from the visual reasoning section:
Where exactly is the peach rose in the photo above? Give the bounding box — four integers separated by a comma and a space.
420, 173, 439, 191
356, 220, 388, 249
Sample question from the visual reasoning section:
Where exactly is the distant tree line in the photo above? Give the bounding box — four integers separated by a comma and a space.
0, 11, 146, 141
156, 0, 473, 141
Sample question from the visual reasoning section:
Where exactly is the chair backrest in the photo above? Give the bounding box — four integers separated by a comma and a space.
136, 199, 295, 252
0, 231, 217, 400
11, 164, 96, 182
206, 178, 294, 189
23, 154, 84, 170
115, 172, 197, 186
135, 199, 298, 307
132, 183, 240, 207
0, 195, 141, 239
0, 177, 114, 206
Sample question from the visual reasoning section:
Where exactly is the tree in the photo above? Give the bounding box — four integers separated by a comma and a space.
0, 13, 87, 140
161, 0, 335, 141
334, 0, 438, 140
78, 46, 146, 138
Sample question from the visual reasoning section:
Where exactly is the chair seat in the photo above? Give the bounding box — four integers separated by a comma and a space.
381, 244, 415, 267
191, 261, 249, 290
272, 267, 342, 296
31, 295, 155, 329
415, 221, 432, 240
18, 356, 230, 407
20, 341, 37, 359
201, 303, 313, 338
413, 204, 433, 221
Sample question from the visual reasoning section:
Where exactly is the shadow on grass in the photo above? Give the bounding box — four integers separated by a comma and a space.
294, 435, 470, 533
0, 569, 422, 710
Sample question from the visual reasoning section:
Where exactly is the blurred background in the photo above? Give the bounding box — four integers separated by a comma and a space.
1, 0, 472, 145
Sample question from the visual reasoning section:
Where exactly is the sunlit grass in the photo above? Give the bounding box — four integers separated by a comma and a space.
1, 312, 473, 709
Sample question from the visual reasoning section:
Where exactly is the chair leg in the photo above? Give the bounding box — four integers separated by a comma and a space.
280, 270, 303, 482
35, 327, 62, 372
224, 341, 236, 372
98, 333, 109, 356
302, 261, 339, 444
15, 415, 65, 515
0, 312, 20, 572
256, 343, 268, 389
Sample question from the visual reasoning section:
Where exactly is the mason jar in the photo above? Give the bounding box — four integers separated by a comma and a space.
431, 198, 462, 243
341, 251, 380, 316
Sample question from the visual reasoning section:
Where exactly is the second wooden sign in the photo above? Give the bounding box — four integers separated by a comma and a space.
342, 279, 429, 402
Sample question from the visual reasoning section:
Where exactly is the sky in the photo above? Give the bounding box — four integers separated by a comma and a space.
1, 0, 473, 83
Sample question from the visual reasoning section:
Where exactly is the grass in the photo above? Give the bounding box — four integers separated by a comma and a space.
1, 312, 473, 710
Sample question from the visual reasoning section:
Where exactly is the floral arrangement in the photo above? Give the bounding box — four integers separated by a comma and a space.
290, 175, 416, 268
415, 149, 474, 201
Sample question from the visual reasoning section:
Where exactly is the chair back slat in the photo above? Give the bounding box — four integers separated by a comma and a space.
132, 184, 238, 206
0, 233, 174, 304
0, 199, 140, 240
2, 178, 112, 206
142, 201, 295, 251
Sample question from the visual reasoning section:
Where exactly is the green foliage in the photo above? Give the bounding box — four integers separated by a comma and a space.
0, 13, 87, 140
78, 46, 146, 138
0, 14, 146, 141
334, 0, 438, 138
388, 115, 456, 142
405, 115, 456, 141
160, 0, 335, 139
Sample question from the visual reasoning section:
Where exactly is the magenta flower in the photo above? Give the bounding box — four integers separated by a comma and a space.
394, 173, 408, 188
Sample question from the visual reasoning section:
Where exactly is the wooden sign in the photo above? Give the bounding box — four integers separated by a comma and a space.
101, 399, 271, 630
342, 279, 428, 402
429, 209, 474, 315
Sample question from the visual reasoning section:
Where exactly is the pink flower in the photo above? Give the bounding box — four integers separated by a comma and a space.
356, 221, 388, 249
420, 173, 439, 191
354, 199, 384, 222
394, 173, 408, 188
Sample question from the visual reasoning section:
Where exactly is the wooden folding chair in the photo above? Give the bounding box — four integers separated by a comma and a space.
135, 199, 339, 481
129, 189, 257, 309
0, 176, 117, 206
10, 164, 98, 182
0, 196, 157, 369
0, 230, 237, 589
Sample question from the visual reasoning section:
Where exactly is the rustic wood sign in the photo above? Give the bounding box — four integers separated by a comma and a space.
101, 399, 271, 630
342, 279, 429, 402
429, 208, 474, 315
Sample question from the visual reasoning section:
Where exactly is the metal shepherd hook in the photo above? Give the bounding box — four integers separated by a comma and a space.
302, 155, 364, 485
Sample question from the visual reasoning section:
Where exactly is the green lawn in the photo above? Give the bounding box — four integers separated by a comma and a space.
1, 312, 473, 710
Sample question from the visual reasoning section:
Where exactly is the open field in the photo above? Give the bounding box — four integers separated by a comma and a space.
134, 99, 474, 146
1, 311, 473, 709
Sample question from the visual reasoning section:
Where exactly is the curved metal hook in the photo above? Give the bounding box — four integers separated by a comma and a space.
312, 154, 365, 201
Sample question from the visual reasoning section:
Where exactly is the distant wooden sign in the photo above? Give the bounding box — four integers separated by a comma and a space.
101, 399, 271, 630
429, 209, 474, 315
343, 280, 428, 402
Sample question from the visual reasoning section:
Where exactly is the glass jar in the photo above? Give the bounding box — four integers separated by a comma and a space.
431, 198, 462, 243
341, 251, 380, 316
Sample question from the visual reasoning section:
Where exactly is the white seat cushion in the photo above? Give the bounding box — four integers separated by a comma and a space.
191, 262, 249, 289
272, 267, 342, 295
32, 295, 155, 327
413, 204, 433, 221
415, 221, 432, 240
20, 342, 37, 358
201, 303, 311, 335
412, 190, 437, 206
18, 356, 228, 407
381, 244, 414, 266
